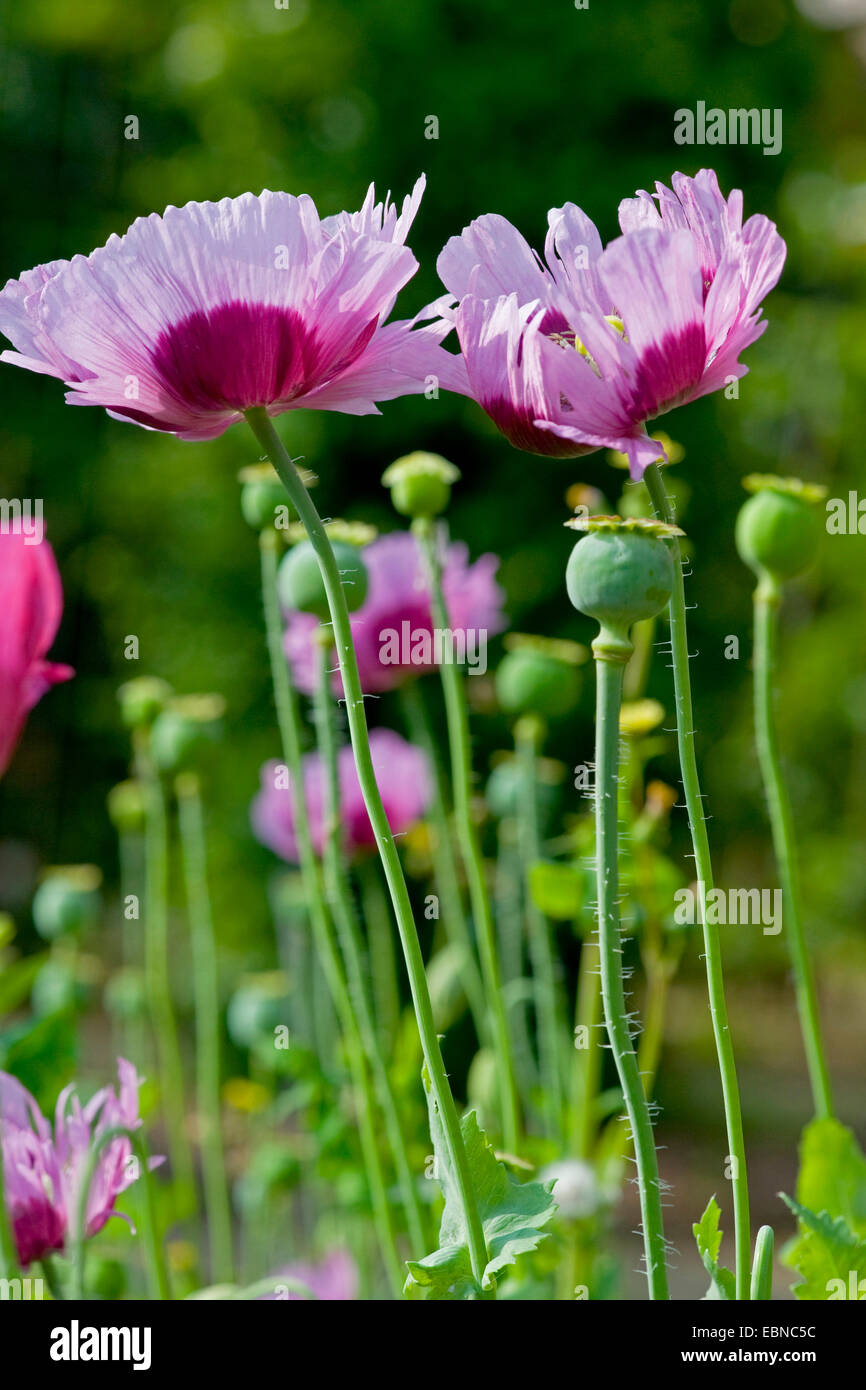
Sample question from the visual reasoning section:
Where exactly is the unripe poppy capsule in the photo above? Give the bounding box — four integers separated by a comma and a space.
735, 477, 825, 584
495, 636, 586, 720
277, 538, 368, 619
565, 517, 679, 662
382, 452, 460, 519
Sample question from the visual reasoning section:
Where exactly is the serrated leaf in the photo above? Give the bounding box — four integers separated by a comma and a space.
693, 1196, 736, 1301
405, 1069, 557, 1300
781, 1195, 866, 1300
796, 1118, 866, 1238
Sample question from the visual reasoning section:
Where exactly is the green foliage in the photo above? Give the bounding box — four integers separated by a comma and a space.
693, 1196, 736, 1301
781, 1198, 866, 1301
405, 1069, 557, 1299
528, 860, 583, 922
782, 1118, 866, 1299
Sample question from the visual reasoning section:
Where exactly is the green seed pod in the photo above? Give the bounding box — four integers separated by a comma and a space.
495, 636, 586, 720
381, 452, 461, 519
104, 966, 147, 1020
735, 477, 825, 584
565, 518, 678, 661
32, 865, 102, 940
31, 958, 89, 1015
106, 779, 147, 835
117, 677, 173, 730
149, 695, 225, 775
227, 972, 290, 1050
240, 476, 287, 531
277, 538, 368, 619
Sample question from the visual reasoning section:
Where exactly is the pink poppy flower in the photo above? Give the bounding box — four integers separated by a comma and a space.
435, 169, 786, 477
0, 1059, 152, 1268
264, 1249, 358, 1301
0, 530, 73, 777
284, 530, 505, 695
252, 727, 431, 863
0, 179, 460, 441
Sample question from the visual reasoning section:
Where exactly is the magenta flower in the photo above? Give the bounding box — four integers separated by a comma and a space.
264, 1249, 358, 1301
0, 180, 460, 441
0, 530, 73, 777
435, 169, 786, 477
252, 727, 431, 863
284, 530, 505, 695
0, 1059, 151, 1268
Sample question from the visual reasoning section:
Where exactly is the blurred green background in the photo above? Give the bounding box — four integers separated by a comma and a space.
1, 0, 865, 1294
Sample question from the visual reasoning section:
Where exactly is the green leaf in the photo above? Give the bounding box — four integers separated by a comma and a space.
693, 1196, 736, 1301
404, 1069, 557, 1300
781, 1195, 866, 1301
795, 1118, 866, 1238
527, 861, 583, 921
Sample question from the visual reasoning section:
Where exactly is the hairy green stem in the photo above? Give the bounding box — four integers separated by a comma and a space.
753, 580, 833, 1119
414, 516, 520, 1153
644, 460, 750, 1299
594, 653, 669, 1300
258, 525, 404, 1297
313, 635, 427, 1254
247, 410, 488, 1288
400, 679, 489, 1041
175, 772, 235, 1284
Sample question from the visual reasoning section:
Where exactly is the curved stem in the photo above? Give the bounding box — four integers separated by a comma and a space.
515, 717, 565, 1139
313, 635, 428, 1255
644, 460, 750, 1299
137, 733, 196, 1210
71, 1124, 170, 1301
247, 409, 488, 1287
594, 653, 669, 1300
258, 525, 404, 1297
175, 772, 235, 1284
400, 680, 489, 1041
753, 581, 834, 1119
413, 516, 521, 1153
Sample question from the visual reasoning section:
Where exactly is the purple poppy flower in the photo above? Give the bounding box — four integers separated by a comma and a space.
0, 530, 73, 777
0, 1059, 152, 1267
252, 727, 431, 863
284, 530, 505, 695
0, 180, 460, 441
435, 169, 786, 477
265, 1249, 358, 1301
